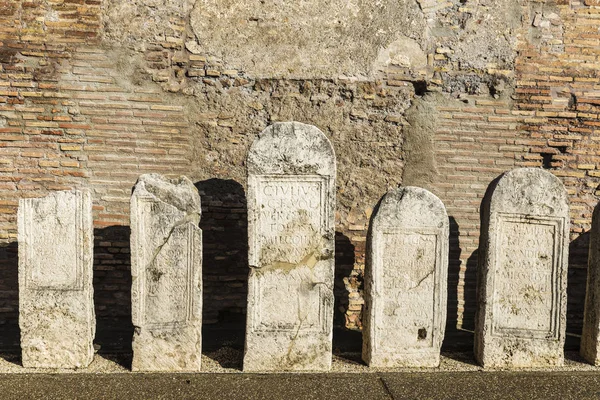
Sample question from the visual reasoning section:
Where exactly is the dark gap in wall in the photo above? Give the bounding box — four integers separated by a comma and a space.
93, 226, 133, 368
412, 81, 428, 97
567, 231, 590, 350
196, 178, 248, 368
0, 242, 19, 361
541, 153, 555, 169
333, 231, 361, 355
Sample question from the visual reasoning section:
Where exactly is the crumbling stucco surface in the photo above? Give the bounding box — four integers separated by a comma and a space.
190, 0, 427, 78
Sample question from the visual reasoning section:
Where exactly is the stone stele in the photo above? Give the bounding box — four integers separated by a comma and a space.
244, 122, 336, 372
363, 186, 449, 367
581, 201, 600, 365
18, 190, 95, 369
474, 168, 569, 368
131, 173, 202, 372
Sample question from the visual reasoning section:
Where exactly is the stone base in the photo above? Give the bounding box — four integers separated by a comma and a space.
580, 336, 600, 366
364, 350, 440, 368
243, 332, 332, 372
132, 326, 202, 372
476, 339, 564, 368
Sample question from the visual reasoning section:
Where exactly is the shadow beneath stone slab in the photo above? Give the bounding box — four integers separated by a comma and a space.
565, 350, 588, 364
0, 241, 21, 364
203, 345, 244, 371
567, 230, 589, 351
461, 249, 478, 332
441, 351, 479, 367
333, 231, 362, 355
332, 328, 364, 365
332, 350, 364, 366
92, 226, 134, 369
441, 217, 475, 352
195, 178, 248, 369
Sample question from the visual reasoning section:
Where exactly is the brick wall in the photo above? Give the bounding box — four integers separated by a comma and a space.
0, 0, 599, 353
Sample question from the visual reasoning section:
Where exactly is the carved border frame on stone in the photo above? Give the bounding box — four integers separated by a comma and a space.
371, 227, 443, 353
133, 197, 195, 331
251, 275, 327, 334
248, 174, 330, 267
249, 174, 331, 334
490, 213, 564, 340
21, 195, 84, 291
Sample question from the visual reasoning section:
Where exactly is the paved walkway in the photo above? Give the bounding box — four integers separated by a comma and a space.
1, 371, 600, 400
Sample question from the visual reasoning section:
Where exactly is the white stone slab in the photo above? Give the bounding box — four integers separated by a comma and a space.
131, 174, 203, 372
244, 122, 336, 372
474, 168, 569, 368
18, 190, 95, 369
581, 201, 600, 365
363, 186, 448, 367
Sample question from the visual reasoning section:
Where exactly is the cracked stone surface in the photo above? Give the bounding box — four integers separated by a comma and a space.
18, 190, 95, 369
475, 168, 569, 368
130, 173, 202, 372
363, 186, 448, 368
244, 122, 336, 371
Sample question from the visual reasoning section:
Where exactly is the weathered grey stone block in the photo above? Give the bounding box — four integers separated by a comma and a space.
244, 122, 336, 372
581, 201, 600, 365
131, 174, 202, 372
474, 168, 569, 368
363, 186, 448, 367
18, 190, 95, 369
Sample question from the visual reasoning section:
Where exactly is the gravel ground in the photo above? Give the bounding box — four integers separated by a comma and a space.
0, 350, 598, 374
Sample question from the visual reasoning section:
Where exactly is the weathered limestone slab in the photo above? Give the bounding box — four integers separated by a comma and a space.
363, 186, 448, 367
244, 122, 336, 372
18, 190, 95, 368
581, 201, 600, 365
131, 174, 202, 372
474, 168, 569, 368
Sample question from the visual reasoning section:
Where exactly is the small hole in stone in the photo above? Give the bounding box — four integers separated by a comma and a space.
418, 328, 427, 340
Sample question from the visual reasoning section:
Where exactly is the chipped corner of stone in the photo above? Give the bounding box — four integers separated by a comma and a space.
134, 173, 201, 218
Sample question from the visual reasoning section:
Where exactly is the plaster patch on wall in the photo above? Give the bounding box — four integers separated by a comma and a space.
445, 0, 523, 71
189, 0, 427, 79
103, 0, 196, 47
402, 92, 443, 187
373, 37, 428, 75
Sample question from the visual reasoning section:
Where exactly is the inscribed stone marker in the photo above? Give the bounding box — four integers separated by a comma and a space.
131, 174, 203, 372
363, 186, 448, 367
244, 122, 336, 372
18, 190, 95, 368
474, 168, 569, 368
581, 201, 600, 365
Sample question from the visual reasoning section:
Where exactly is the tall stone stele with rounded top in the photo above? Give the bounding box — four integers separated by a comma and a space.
363, 186, 448, 367
581, 201, 600, 365
475, 168, 569, 368
130, 173, 203, 372
244, 122, 336, 372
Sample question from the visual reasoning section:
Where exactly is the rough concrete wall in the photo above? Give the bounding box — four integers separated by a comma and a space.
0, 0, 597, 353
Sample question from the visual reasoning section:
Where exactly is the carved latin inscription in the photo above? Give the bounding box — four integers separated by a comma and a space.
244, 121, 336, 372
253, 269, 324, 333
375, 230, 438, 351
492, 214, 561, 339
135, 198, 195, 329
130, 173, 203, 372
474, 168, 569, 368
363, 186, 448, 368
251, 175, 329, 333
22, 194, 83, 290
254, 175, 327, 266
